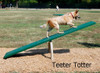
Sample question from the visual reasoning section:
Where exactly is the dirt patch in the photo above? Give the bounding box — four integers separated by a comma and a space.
0, 48, 100, 73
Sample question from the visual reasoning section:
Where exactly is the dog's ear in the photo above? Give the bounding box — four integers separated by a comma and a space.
75, 10, 79, 14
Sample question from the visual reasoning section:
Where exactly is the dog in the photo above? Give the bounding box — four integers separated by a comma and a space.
40, 10, 80, 37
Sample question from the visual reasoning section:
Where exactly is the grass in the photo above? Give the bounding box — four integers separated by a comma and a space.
0, 9, 100, 48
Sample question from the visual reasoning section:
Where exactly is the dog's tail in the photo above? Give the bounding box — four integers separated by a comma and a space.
40, 24, 47, 28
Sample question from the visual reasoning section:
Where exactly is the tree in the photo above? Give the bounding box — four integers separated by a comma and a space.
16, 0, 19, 8
0, 0, 99, 8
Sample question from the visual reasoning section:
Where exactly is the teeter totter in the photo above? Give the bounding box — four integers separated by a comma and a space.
4, 21, 96, 60
53, 14, 64, 16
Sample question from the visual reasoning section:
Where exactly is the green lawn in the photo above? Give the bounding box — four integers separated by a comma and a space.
0, 9, 100, 48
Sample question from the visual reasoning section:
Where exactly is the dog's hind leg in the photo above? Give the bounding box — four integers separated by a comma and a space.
67, 22, 77, 28
54, 23, 64, 34
47, 27, 53, 37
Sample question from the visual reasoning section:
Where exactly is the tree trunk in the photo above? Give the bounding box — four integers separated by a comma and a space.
16, 0, 19, 8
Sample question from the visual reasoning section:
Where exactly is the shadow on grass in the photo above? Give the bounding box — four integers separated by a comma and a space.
78, 42, 100, 48
12, 48, 70, 59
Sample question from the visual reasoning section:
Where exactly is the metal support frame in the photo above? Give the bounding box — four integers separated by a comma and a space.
48, 40, 53, 61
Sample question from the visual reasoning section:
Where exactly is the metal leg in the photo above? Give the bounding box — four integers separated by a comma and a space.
48, 40, 54, 61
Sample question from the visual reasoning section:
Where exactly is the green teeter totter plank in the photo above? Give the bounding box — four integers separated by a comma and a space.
4, 21, 96, 59
53, 14, 64, 16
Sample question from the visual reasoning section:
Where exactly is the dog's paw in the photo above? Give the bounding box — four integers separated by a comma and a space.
72, 26, 77, 28
46, 36, 49, 38
58, 32, 64, 34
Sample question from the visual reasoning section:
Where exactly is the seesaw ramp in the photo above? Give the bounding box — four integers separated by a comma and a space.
4, 21, 96, 59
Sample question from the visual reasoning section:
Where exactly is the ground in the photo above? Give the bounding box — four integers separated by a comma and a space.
0, 48, 100, 73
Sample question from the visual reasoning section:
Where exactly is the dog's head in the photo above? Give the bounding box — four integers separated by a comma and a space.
71, 10, 80, 20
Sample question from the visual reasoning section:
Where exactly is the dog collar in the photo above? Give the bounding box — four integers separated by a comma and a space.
70, 12, 74, 18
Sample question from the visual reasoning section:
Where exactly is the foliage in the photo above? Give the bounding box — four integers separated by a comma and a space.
0, 0, 100, 8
